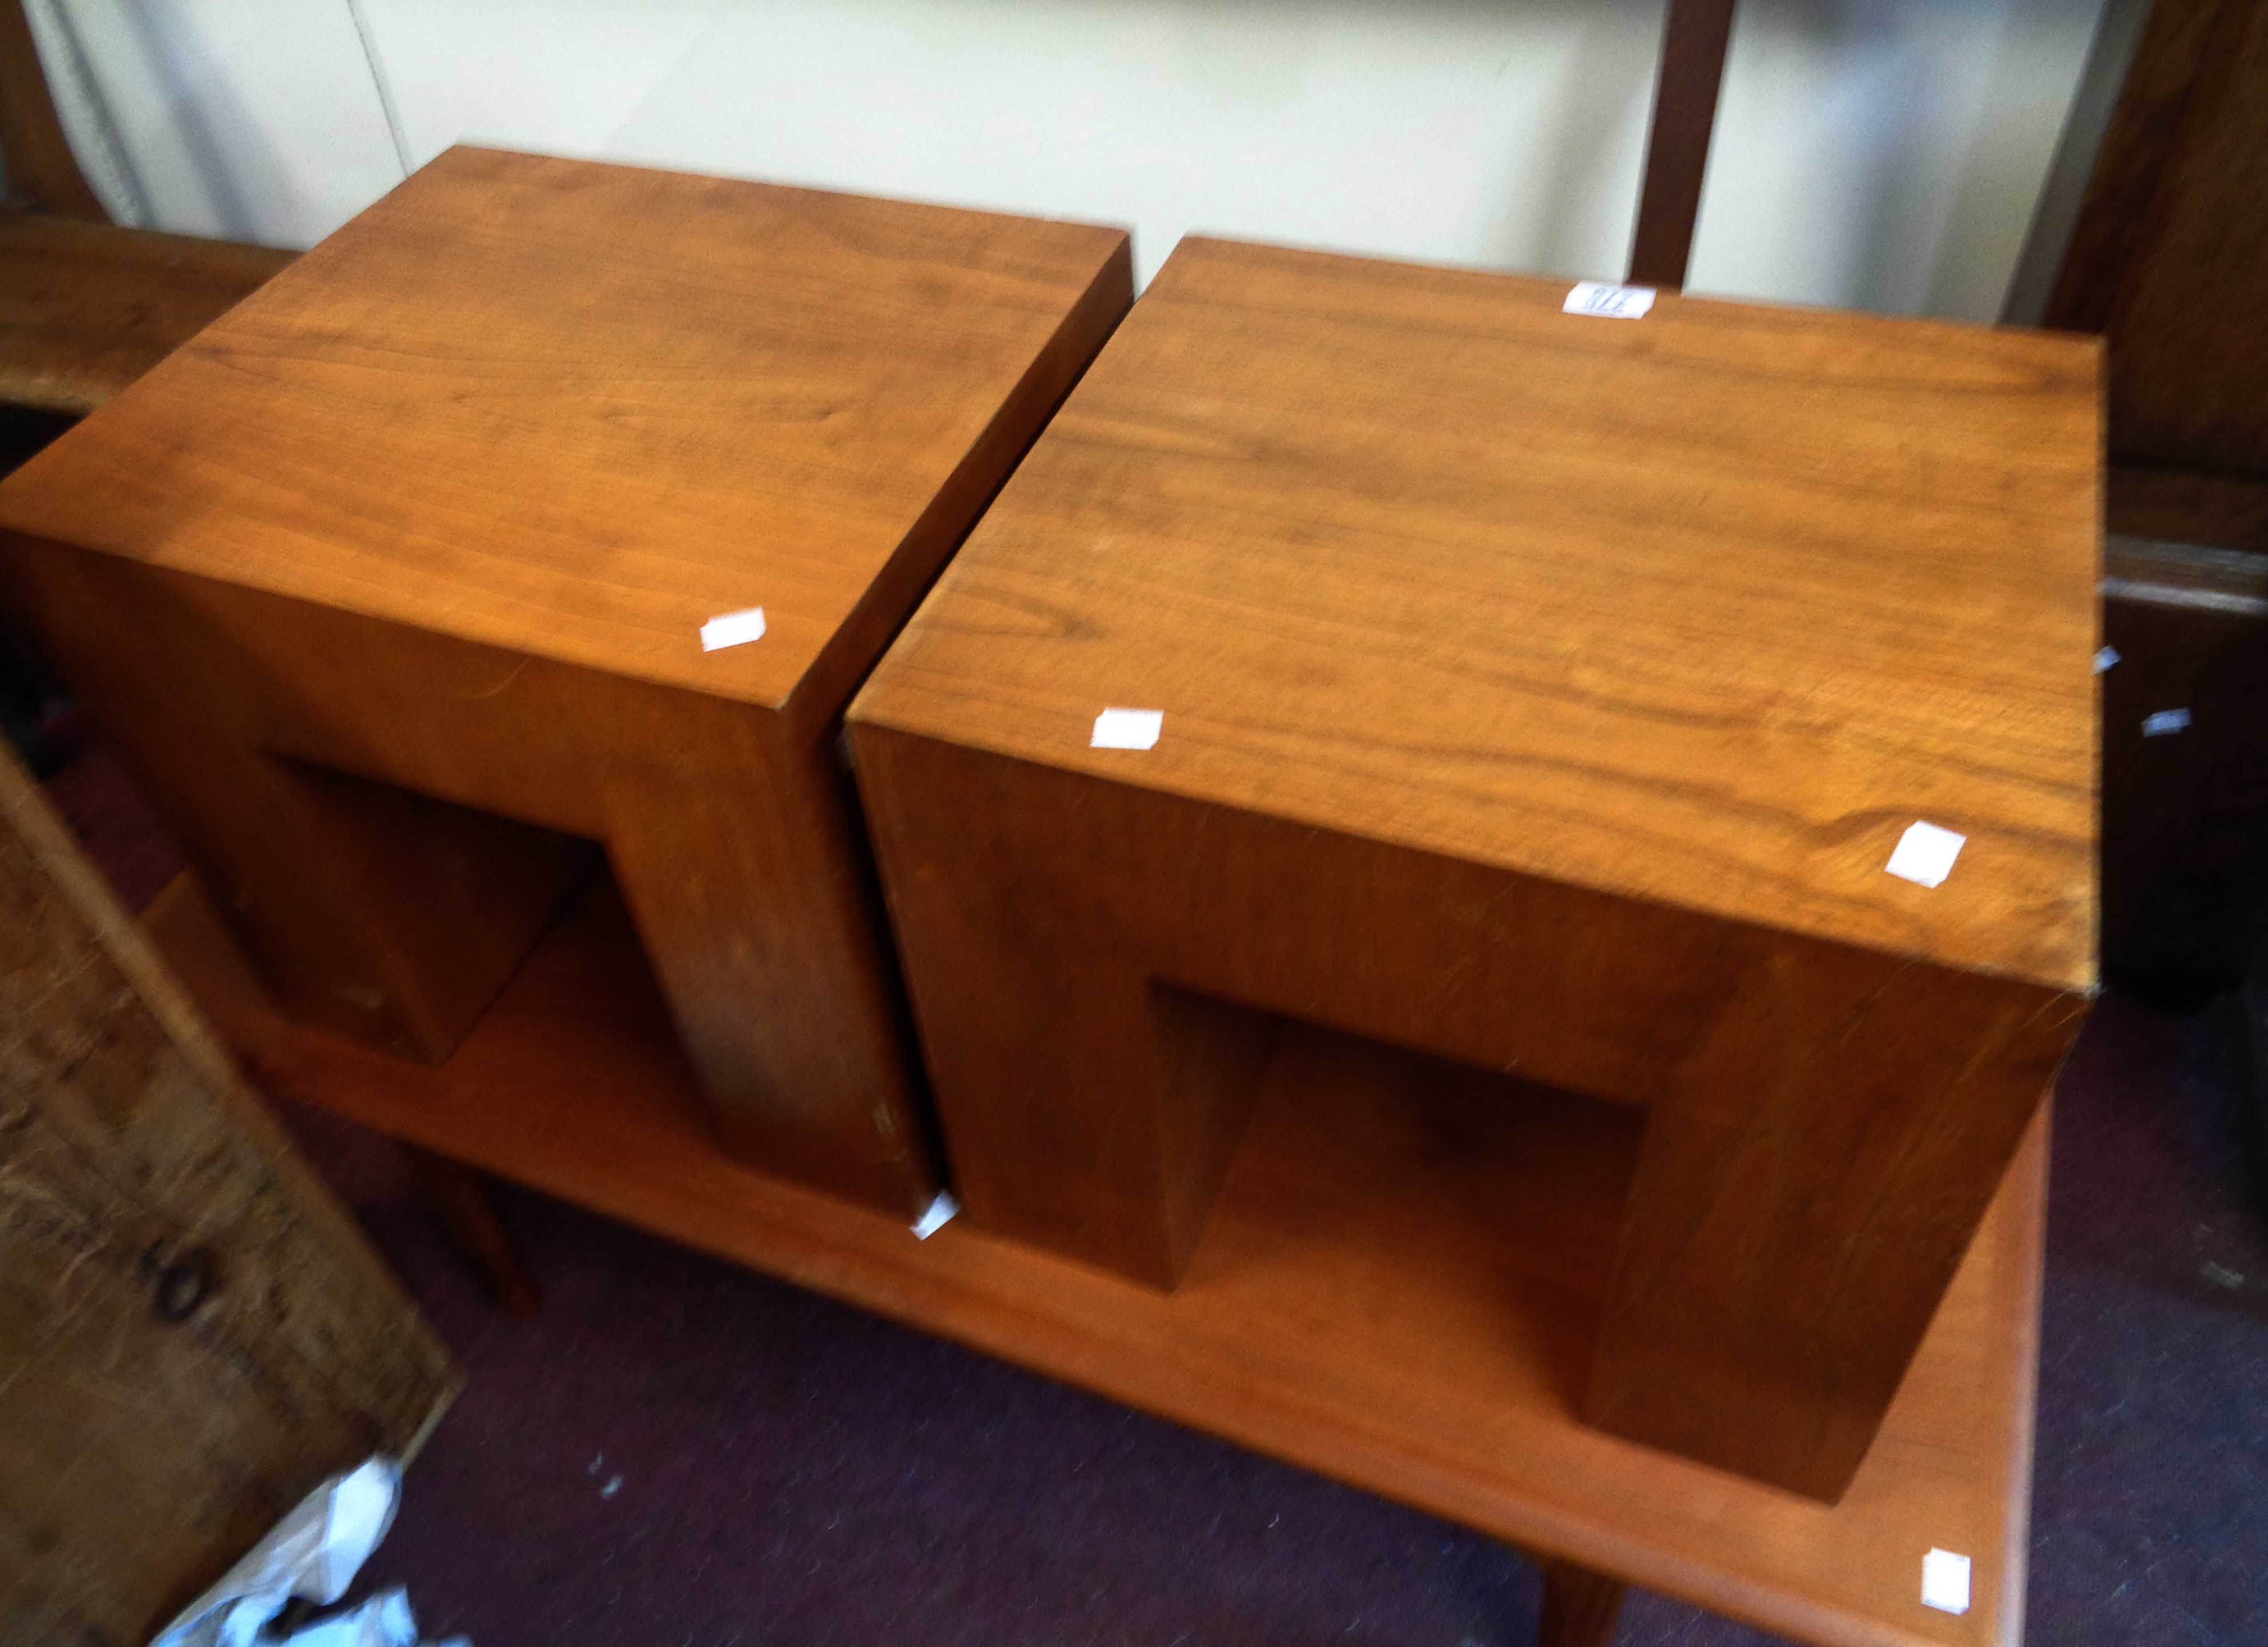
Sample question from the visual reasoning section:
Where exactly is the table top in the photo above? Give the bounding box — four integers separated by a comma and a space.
853, 236, 2102, 990
0, 147, 1128, 710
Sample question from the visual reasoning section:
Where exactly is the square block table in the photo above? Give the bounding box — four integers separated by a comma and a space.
848, 236, 2099, 1498
0, 146, 1130, 1216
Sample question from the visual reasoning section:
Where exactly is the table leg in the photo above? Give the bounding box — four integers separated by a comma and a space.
1537, 1560, 1627, 1647
603, 719, 937, 1215
404, 1144, 541, 1319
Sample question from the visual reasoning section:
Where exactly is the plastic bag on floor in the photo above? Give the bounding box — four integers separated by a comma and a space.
150, 1457, 467, 1647
255, 1586, 464, 1647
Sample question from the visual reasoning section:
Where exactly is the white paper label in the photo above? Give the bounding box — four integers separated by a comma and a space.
910, 1191, 960, 1240
2142, 707, 2190, 736
1920, 1548, 1971, 1615
1564, 281, 1656, 320
2094, 646, 2120, 673
1886, 820, 1965, 888
1091, 707, 1164, 750
700, 606, 767, 650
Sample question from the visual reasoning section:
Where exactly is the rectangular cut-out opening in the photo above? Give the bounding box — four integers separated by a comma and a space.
242, 758, 602, 1062
118, 733, 929, 1211
1147, 986, 1646, 1419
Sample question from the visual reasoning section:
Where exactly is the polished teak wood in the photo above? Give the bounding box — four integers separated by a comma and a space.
851, 235, 2098, 1499
0, 146, 1131, 1215
150, 871, 2049, 1647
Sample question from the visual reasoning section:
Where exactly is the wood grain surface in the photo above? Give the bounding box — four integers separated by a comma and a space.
0, 747, 456, 1646
2043, 0, 2230, 339
0, 535, 938, 1211
0, 148, 1130, 1215
850, 235, 2096, 1499
852, 719, 2081, 1499
855, 235, 2101, 990
2045, 0, 2268, 480
0, 146, 1132, 712
2100, 0, 2268, 477
0, 214, 293, 414
2108, 464, 2268, 552
148, 872, 2044, 1647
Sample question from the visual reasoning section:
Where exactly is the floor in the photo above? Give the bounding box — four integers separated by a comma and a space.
42, 745, 2268, 1647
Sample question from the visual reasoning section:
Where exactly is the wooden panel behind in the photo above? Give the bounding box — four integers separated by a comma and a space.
0, 0, 106, 219
0, 215, 293, 414
2109, 464, 2268, 553
2046, 0, 2268, 479
0, 746, 457, 1646
2098, 0, 2268, 474
1626, 0, 1737, 289
2043, 0, 2231, 338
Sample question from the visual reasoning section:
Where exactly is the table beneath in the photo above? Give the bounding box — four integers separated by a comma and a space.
149, 872, 2045, 1647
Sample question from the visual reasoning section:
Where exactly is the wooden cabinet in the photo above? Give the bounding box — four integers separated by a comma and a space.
0, 146, 1132, 1215
849, 236, 2100, 1503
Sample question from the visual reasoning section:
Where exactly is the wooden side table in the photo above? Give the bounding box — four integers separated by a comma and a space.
145, 869, 2053, 1647
0, 146, 1131, 1215
849, 236, 2099, 1497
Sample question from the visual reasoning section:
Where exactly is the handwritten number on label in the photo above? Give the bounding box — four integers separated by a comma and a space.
1564, 281, 1656, 320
